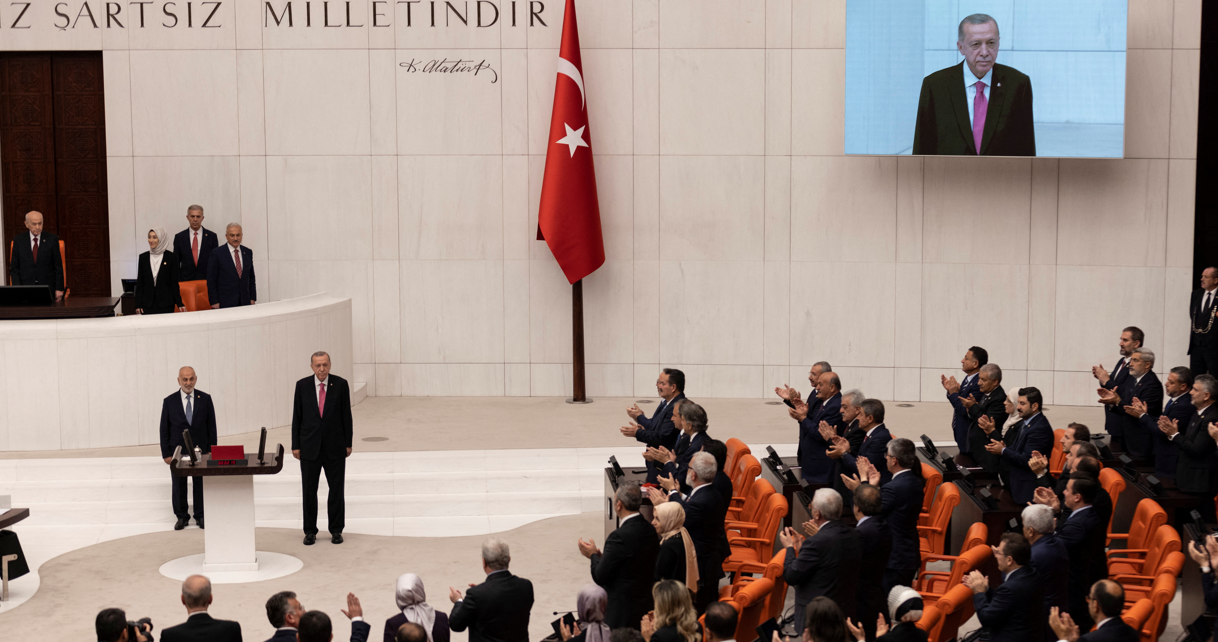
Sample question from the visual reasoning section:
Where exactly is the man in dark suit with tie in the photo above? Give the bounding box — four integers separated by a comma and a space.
649, 400, 707, 494
297, 597, 372, 642
1189, 268, 1218, 376
943, 346, 987, 452
578, 482, 659, 629
843, 438, 924, 593
1093, 327, 1143, 449
7, 210, 64, 301
292, 351, 354, 545
160, 366, 218, 531
264, 591, 305, 642
834, 398, 892, 485
1023, 504, 1069, 640
1159, 373, 1218, 522
162, 575, 243, 642
968, 364, 1010, 473
987, 387, 1054, 504
827, 389, 866, 511
852, 484, 891, 641
622, 368, 686, 483
1187, 538, 1218, 642
1035, 476, 1107, 631
1032, 448, 1112, 529
651, 452, 729, 614
1096, 348, 1162, 457
206, 223, 256, 309
449, 539, 535, 642
174, 205, 219, 283
912, 15, 1035, 156
1134, 366, 1194, 479
966, 533, 1044, 642
1049, 580, 1140, 642
781, 488, 862, 633
794, 372, 844, 484
779, 362, 832, 464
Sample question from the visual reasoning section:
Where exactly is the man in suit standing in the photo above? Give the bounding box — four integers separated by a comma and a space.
942, 346, 988, 452
162, 575, 243, 642
781, 488, 862, 633
1159, 373, 1218, 522
1049, 581, 1140, 642
652, 400, 708, 494
1034, 476, 1107, 631
621, 369, 686, 483
966, 533, 1044, 642
577, 482, 659, 629
174, 205, 219, 283
292, 351, 354, 545
449, 539, 534, 642
986, 387, 1054, 504
650, 452, 729, 614
852, 484, 891, 641
1187, 537, 1218, 642
297, 597, 372, 642
1023, 504, 1069, 640
160, 366, 218, 531
264, 591, 305, 642
1132, 366, 1194, 479
912, 15, 1035, 156
779, 362, 832, 465
1093, 327, 1143, 449
793, 372, 844, 484
7, 210, 64, 301
968, 364, 1010, 473
206, 223, 256, 309
843, 439, 924, 593
1189, 268, 1218, 376
834, 398, 893, 485
1096, 348, 1162, 457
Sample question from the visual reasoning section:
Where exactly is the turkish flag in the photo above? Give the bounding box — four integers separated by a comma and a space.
536, 0, 605, 285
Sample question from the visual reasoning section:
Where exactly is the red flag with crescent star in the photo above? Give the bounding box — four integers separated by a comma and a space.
536, 0, 605, 285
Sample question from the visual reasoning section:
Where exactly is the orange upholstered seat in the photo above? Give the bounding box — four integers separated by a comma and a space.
1107, 498, 1167, 564
918, 541, 991, 604
1110, 525, 1181, 586
177, 280, 210, 312
929, 584, 975, 642
917, 522, 987, 591
727, 454, 763, 515
919, 463, 943, 526
723, 576, 772, 642
723, 493, 787, 574
918, 482, 959, 555
1049, 429, 1066, 475
1099, 468, 1126, 544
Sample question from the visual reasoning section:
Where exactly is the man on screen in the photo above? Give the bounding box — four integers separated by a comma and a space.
912, 14, 1035, 156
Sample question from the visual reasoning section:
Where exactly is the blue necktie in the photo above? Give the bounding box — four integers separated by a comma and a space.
185, 395, 193, 424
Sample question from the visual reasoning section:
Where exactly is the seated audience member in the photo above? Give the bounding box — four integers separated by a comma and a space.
842, 439, 923, 594
1034, 476, 1105, 631
852, 484, 891, 641
1022, 504, 1069, 639
1160, 373, 1218, 522
578, 482, 659, 629
1135, 366, 1194, 479
653, 502, 698, 593
622, 369, 687, 483
395, 623, 428, 642
985, 387, 1054, 504
781, 488, 862, 633
299, 601, 372, 642
847, 587, 927, 642
943, 347, 988, 451
384, 574, 449, 642
966, 533, 1044, 642
835, 399, 892, 485
135, 228, 185, 314
793, 372, 844, 484
559, 584, 610, 642
701, 438, 735, 507
448, 538, 534, 642
1096, 347, 1161, 457
266, 590, 305, 642
1048, 580, 1139, 642
649, 452, 728, 614
647, 400, 705, 494
1187, 537, 1218, 642
702, 602, 738, 642
640, 580, 701, 642
162, 575, 242, 642
967, 363, 1009, 473
96, 608, 151, 642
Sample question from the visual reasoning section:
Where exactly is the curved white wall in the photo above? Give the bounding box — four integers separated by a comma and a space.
0, 294, 353, 452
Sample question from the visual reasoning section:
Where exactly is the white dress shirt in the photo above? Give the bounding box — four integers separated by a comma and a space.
964, 68, 993, 128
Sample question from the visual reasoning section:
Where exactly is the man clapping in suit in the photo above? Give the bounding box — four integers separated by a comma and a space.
162, 575, 243, 642
621, 369, 686, 483
206, 223, 256, 309
781, 488, 862, 634
1049, 581, 1139, 642
160, 366, 217, 531
1096, 348, 1161, 457
578, 482, 659, 629
292, 351, 354, 545
986, 387, 1054, 504
966, 534, 1044, 642
449, 539, 535, 642
942, 346, 988, 452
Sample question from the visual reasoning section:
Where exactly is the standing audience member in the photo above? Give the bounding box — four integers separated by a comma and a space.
622, 369, 687, 483
781, 488, 862, 632
852, 484, 892, 641
1159, 373, 1218, 522
702, 602, 738, 642
828, 389, 867, 512
578, 482, 659, 629
966, 533, 1044, 642
799, 598, 852, 642
843, 439, 924, 593
1135, 366, 1194, 479
835, 399, 892, 485
7, 210, 64, 301
161, 575, 242, 642
652, 502, 699, 594
297, 594, 372, 642
1034, 476, 1106, 631
776, 362, 833, 408
206, 222, 256, 309
641, 580, 700, 642
942, 346, 988, 452
1048, 580, 1139, 642
986, 387, 1053, 504
1096, 348, 1161, 457
448, 539, 534, 642
1187, 537, 1218, 642
383, 574, 449, 642
174, 205, 218, 283
967, 364, 1009, 473
558, 585, 610, 642
1189, 267, 1218, 376
265, 591, 305, 642
1093, 327, 1143, 449
847, 587, 928, 642
793, 373, 844, 484
159, 366, 217, 531
650, 401, 705, 494
395, 624, 429, 642
701, 438, 735, 508
649, 452, 728, 614
135, 228, 184, 314
1023, 504, 1069, 639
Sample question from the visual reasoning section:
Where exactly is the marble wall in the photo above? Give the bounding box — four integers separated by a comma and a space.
0, 0, 1200, 404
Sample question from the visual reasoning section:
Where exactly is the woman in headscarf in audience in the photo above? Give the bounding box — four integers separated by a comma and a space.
383, 573, 449, 642
846, 586, 926, 642
641, 580, 700, 642
134, 227, 184, 314
559, 584, 611, 642
652, 502, 699, 596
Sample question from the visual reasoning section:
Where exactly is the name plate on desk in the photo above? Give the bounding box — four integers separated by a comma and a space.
207, 458, 249, 467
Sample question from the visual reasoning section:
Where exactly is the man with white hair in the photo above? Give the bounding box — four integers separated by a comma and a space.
206, 222, 256, 308
649, 451, 728, 614
7, 210, 64, 301
1023, 504, 1069, 639
779, 488, 862, 635
162, 575, 243, 642
1096, 347, 1161, 457
448, 539, 534, 642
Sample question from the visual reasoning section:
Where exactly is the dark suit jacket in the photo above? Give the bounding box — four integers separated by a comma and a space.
1204, 570, 1218, 642
973, 566, 1045, 642
1101, 358, 1132, 437
799, 393, 843, 483
1056, 505, 1107, 621
1036, 467, 1113, 531
1078, 618, 1140, 642
265, 628, 297, 642
383, 612, 450, 642
174, 227, 219, 282
591, 513, 660, 629
662, 431, 707, 494
879, 472, 924, 571
712, 471, 734, 508
160, 390, 219, 459
8, 231, 64, 292
1029, 533, 1070, 614
291, 374, 354, 462
635, 393, 685, 450
999, 413, 1054, 504
136, 251, 184, 313
841, 424, 893, 485
784, 520, 862, 631
654, 534, 688, 584
162, 613, 243, 642
877, 622, 928, 642
670, 484, 729, 585
913, 62, 1035, 156
206, 244, 257, 308
967, 385, 1009, 472
1174, 403, 1218, 494
948, 373, 982, 451
855, 515, 891, 623
1145, 394, 1193, 478
842, 419, 866, 456
1190, 288, 1218, 352
1112, 371, 1163, 456
449, 570, 534, 642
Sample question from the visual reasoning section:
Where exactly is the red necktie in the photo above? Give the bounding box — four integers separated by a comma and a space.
32, 237, 39, 262
318, 382, 326, 416
192, 231, 199, 265
972, 80, 988, 154
234, 248, 242, 278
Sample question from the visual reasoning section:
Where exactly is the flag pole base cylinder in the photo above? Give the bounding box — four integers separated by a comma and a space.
565, 397, 594, 404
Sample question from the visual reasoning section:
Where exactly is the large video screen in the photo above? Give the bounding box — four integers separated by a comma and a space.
845, 1, 1128, 157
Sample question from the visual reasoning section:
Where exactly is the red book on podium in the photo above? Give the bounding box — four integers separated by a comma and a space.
208, 445, 247, 467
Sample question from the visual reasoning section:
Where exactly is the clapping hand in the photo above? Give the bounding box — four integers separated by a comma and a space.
1159, 417, 1180, 438
1096, 387, 1120, 405
984, 438, 1004, 455
778, 526, 805, 550
978, 414, 996, 435
1049, 607, 1079, 642
963, 569, 989, 594
1092, 364, 1110, 385
620, 423, 641, 437
1033, 486, 1061, 512
802, 519, 820, 538
658, 473, 680, 493
643, 447, 664, 462
789, 399, 809, 422
841, 473, 863, 491
960, 395, 977, 409
647, 487, 669, 505
1125, 397, 1147, 418
627, 404, 644, 420
659, 446, 677, 464
827, 435, 850, 459
1028, 450, 1048, 475
875, 614, 889, 638
942, 374, 961, 394
818, 420, 837, 442
340, 593, 363, 620
641, 613, 656, 642
449, 587, 463, 603
845, 618, 867, 642
577, 537, 600, 558
855, 456, 881, 485
775, 384, 795, 401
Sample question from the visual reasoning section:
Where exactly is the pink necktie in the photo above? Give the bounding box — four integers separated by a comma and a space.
972, 80, 987, 154
192, 232, 199, 265
318, 382, 326, 416
234, 248, 242, 278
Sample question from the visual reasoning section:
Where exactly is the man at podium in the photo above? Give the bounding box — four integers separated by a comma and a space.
293, 351, 354, 546
159, 366, 218, 530
8, 211, 64, 301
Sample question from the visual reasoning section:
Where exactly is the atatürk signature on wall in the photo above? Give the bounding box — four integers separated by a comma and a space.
400, 58, 498, 83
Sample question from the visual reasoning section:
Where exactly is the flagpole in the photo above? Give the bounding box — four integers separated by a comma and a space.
569, 279, 590, 403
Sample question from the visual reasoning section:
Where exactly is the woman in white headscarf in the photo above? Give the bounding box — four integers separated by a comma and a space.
383, 573, 449, 642
135, 227, 184, 314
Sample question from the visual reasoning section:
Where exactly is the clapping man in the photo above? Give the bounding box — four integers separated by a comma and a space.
792, 372, 843, 484
985, 387, 1053, 504
968, 364, 1009, 473
1048, 581, 1139, 642
832, 399, 892, 485
1095, 348, 1161, 457
449, 539, 534, 642
621, 369, 686, 483
841, 439, 924, 593
942, 346, 988, 452
1092, 327, 1143, 450
965, 533, 1044, 642
1133, 367, 1194, 479
577, 482, 658, 629
1157, 373, 1218, 522
781, 488, 862, 633
1186, 536, 1218, 642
